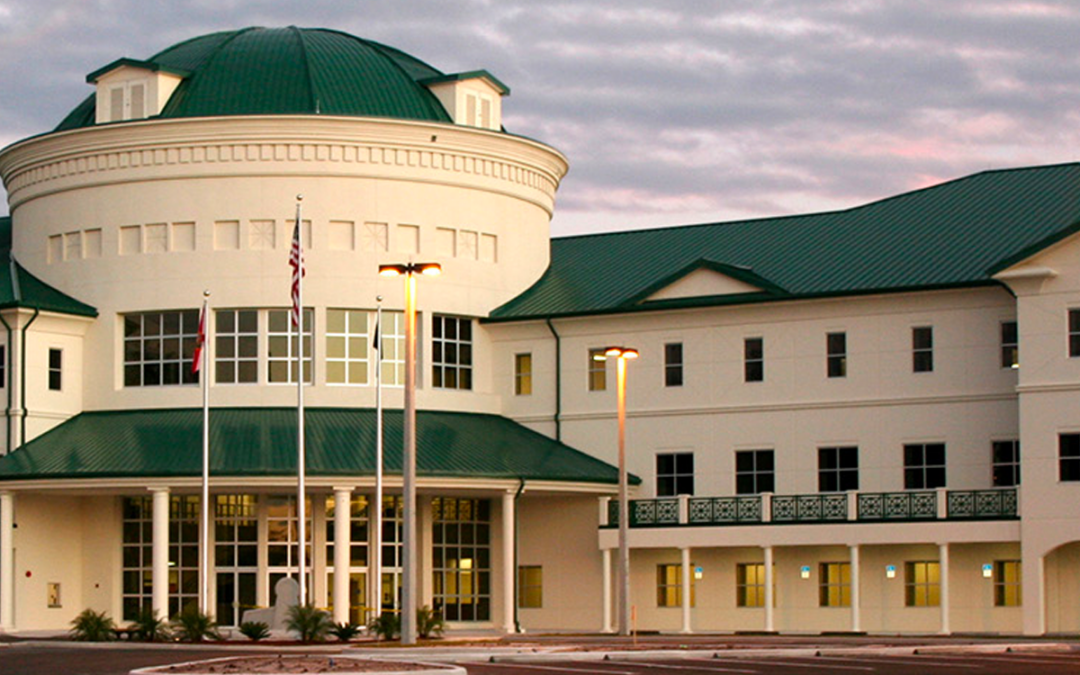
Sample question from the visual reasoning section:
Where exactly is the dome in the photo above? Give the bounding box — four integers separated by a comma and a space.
56, 27, 454, 131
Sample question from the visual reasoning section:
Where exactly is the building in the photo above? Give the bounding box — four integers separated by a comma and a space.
0, 26, 1078, 636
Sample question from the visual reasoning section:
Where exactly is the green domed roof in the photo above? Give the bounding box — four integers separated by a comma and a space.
56, 27, 453, 131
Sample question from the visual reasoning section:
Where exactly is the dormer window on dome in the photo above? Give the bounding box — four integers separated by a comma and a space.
421, 70, 510, 131
86, 58, 190, 124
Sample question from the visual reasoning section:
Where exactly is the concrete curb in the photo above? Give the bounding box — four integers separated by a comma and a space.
129, 655, 467, 675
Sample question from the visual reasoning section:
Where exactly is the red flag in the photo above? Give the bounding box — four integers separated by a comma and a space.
192, 302, 206, 374
289, 219, 305, 327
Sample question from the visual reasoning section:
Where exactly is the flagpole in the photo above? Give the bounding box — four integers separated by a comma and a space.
293, 195, 307, 607
199, 289, 210, 616
372, 296, 384, 621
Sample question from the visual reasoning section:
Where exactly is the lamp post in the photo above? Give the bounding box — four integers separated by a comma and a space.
595, 346, 638, 636
378, 261, 441, 645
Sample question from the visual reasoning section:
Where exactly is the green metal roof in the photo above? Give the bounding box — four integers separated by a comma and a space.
0, 408, 628, 485
56, 27, 454, 131
491, 163, 1080, 321
0, 217, 97, 317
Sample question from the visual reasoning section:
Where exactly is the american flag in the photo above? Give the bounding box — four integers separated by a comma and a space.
290, 216, 305, 327
192, 300, 206, 374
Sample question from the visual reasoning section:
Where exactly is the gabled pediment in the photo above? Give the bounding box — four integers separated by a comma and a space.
631, 259, 787, 305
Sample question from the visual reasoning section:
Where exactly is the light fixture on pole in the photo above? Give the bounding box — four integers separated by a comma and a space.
378, 261, 441, 645
594, 346, 638, 636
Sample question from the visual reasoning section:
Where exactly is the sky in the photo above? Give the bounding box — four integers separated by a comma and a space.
1, 1, 1079, 236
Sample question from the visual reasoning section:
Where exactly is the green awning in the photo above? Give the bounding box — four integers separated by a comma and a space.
0, 408, 629, 485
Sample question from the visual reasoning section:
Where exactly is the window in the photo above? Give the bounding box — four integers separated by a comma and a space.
913, 326, 933, 372
736, 563, 765, 608
1001, 321, 1018, 368
1059, 433, 1080, 481
744, 337, 764, 382
122, 495, 199, 621
905, 561, 941, 607
518, 566, 542, 608
215, 310, 258, 384
48, 348, 62, 391
992, 440, 1020, 487
827, 332, 847, 378
994, 560, 1022, 607
432, 315, 473, 390
0, 344, 5, 388
735, 449, 774, 494
267, 308, 313, 384
588, 348, 607, 391
515, 353, 532, 396
656, 564, 694, 607
375, 311, 406, 387
123, 310, 200, 386
665, 343, 683, 387
1070, 309, 1080, 357
432, 498, 490, 621
904, 443, 946, 489
818, 446, 859, 492
819, 562, 851, 607
326, 309, 370, 385
656, 453, 694, 496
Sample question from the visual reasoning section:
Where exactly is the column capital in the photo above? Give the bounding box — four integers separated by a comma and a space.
147, 486, 171, 494
332, 486, 354, 494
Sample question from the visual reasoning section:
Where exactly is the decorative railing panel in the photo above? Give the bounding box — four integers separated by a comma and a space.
687, 496, 762, 524
771, 493, 848, 522
946, 489, 1018, 519
857, 491, 937, 520
608, 499, 680, 527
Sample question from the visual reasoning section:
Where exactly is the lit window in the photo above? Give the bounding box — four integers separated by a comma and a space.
375, 311, 406, 387
432, 315, 473, 390
744, 337, 763, 382
267, 309, 313, 384
48, 348, 62, 391
326, 309, 370, 385
735, 449, 774, 494
1000, 321, 1018, 368
905, 561, 941, 607
515, 353, 532, 396
736, 563, 765, 608
588, 348, 607, 391
819, 562, 850, 607
432, 498, 491, 621
827, 332, 847, 378
518, 566, 542, 608
656, 564, 694, 607
904, 443, 946, 489
992, 440, 1020, 487
913, 326, 933, 372
818, 446, 858, 492
656, 453, 694, 496
123, 310, 200, 387
215, 310, 258, 384
994, 560, 1021, 607
665, 342, 683, 387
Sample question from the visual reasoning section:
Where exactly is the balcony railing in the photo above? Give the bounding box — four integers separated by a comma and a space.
603, 487, 1018, 528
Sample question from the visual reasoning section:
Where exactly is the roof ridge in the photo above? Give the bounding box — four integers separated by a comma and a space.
289, 26, 319, 113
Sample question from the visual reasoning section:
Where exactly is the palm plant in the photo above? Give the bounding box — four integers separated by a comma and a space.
69, 608, 116, 641
171, 606, 220, 642
133, 607, 170, 642
285, 604, 334, 643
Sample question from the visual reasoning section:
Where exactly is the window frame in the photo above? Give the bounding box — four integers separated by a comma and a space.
48, 347, 62, 391
904, 561, 941, 607
656, 563, 694, 608
588, 348, 607, 391
1059, 433, 1080, 482
994, 560, 1022, 607
215, 309, 259, 385
735, 449, 775, 494
1069, 309, 1080, 357
325, 309, 371, 386
827, 332, 847, 378
744, 337, 764, 383
912, 326, 933, 373
518, 565, 542, 609
992, 440, 1020, 487
432, 315, 473, 391
123, 310, 200, 387
736, 562, 765, 608
903, 442, 947, 489
656, 452, 694, 497
819, 562, 851, 607
267, 308, 313, 385
1000, 321, 1018, 369
818, 446, 859, 492
514, 353, 532, 396
664, 342, 683, 387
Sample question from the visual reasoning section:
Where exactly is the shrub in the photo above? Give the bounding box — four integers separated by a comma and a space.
171, 606, 220, 642
329, 621, 362, 642
239, 621, 271, 641
69, 608, 116, 642
133, 607, 170, 642
417, 605, 445, 639
367, 612, 400, 641
285, 604, 333, 643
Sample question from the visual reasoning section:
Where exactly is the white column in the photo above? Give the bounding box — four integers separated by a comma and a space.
502, 490, 516, 634
601, 548, 613, 633
680, 547, 692, 633
938, 543, 950, 635
763, 546, 775, 632
333, 487, 352, 625
151, 488, 170, 620
849, 544, 861, 632
0, 492, 14, 631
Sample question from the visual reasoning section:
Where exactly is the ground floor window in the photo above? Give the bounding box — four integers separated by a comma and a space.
995, 560, 1022, 607
121, 495, 199, 621
325, 495, 369, 625
819, 562, 851, 607
518, 565, 542, 608
656, 563, 695, 607
432, 498, 491, 621
736, 562, 765, 608
905, 561, 940, 607
215, 495, 257, 627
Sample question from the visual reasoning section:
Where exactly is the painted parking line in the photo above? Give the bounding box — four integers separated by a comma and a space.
914, 653, 1080, 667
606, 660, 758, 674
468, 662, 642, 675
822, 655, 979, 669
708, 658, 874, 671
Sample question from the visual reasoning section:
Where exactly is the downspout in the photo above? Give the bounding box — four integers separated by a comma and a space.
544, 319, 561, 442
0, 313, 11, 454
19, 307, 39, 449
513, 478, 525, 633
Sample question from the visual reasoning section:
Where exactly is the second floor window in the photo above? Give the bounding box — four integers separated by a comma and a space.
735, 449, 774, 494
904, 442, 946, 489
124, 310, 200, 387
216, 309, 258, 384
818, 446, 858, 492
656, 452, 694, 496
432, 315, 472, 390
913, 326, 933, 372
744, 337, 764, 382
326, 309, 370, 385
827, 332, 847, 378
992, 440, 1020, 487
588, 348, 607, 391
664, 342, 683, 387
48, 348, 62, 391
515, 353, 532, 395
1070, 309, 1080, 357
267, 309, 313, 384
1060, 433, 1080, 481
1000, 321, 1018, 368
